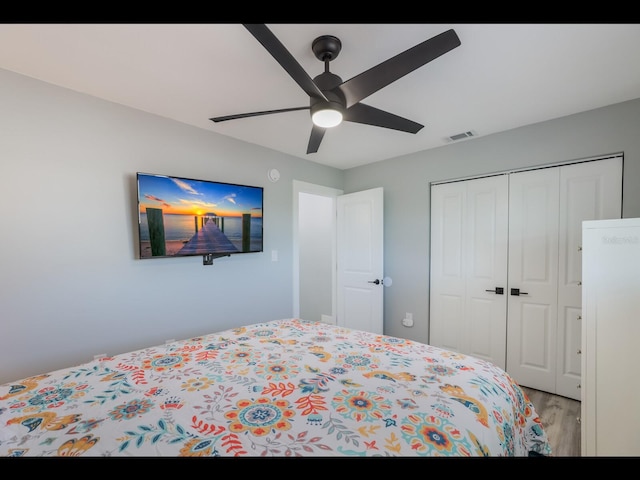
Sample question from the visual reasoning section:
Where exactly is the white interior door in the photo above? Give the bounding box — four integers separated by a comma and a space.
556, 157, 622, 399
337, 187, 384, 334
429, 176, 508, 369
506, 168, 560, 393
465, 177, 509, 368
430, 181, 466, 353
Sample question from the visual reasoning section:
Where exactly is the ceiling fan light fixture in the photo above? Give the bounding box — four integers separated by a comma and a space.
311, 102, 343, 128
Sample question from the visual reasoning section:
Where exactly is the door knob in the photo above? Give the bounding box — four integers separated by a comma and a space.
368, 279, 381, 285
510, 288, 529, 296
485, 287, 504, 294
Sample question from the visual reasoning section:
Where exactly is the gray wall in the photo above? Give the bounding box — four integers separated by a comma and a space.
2, 66, 639, 385
344, 98, 640, 344
0, 69, 343, 384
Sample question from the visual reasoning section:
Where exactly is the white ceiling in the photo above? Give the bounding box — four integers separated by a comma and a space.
1, 23, 640, 170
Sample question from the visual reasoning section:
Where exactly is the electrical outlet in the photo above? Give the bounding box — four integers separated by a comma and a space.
402, 313, 414, 327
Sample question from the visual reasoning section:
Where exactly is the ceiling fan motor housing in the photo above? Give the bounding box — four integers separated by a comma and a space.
311, 71, 346, 111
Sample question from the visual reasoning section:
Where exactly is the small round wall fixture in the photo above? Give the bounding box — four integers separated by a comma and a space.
268, 168, 280, 182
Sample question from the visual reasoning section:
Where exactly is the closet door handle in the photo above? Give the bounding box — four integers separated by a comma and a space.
510, 288, 528, 296
485, 287, 504, 294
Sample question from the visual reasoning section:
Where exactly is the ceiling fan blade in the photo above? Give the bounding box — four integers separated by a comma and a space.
343, 103, 423, 133
307, 125, 326, 154
210, 106, 309, 123
337, 29, 461, 108
244, 24, 328, 102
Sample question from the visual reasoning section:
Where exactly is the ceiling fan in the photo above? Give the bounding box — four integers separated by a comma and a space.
210, 24, 461, 154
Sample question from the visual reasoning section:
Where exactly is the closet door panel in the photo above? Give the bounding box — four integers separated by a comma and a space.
465, 177, 508, 368
467, 297, 497, 360
519, 302, 552, 365
430, 176, 508, 369
506, 168, 559, 393
556, 157, 623, 399
430, 183, 466, 352
437, 295, 464, 350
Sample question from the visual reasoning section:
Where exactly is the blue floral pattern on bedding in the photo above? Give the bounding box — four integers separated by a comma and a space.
0, 319, 552, 457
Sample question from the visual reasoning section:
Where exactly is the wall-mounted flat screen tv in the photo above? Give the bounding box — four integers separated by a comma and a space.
137, 172, 263, 259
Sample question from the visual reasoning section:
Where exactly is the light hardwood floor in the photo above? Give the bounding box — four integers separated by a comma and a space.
521, 387, 581, 456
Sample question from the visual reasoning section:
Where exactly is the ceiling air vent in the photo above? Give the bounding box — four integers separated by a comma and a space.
446, 130, 476, 142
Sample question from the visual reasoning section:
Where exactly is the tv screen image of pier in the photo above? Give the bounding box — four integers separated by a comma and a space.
137, 173, 263, 258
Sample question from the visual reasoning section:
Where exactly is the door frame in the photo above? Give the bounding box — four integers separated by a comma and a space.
293, 181, 384, 333
293, 180, 342, 321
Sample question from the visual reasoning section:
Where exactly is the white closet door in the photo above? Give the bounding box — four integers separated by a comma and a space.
465, 177, 509, 368
430, 175, 508, 369
506, 168, 560, 393
430, 156, 623, 397
429, 181, 466, 353
506, 158, 622, 399
556, 157, 622, 399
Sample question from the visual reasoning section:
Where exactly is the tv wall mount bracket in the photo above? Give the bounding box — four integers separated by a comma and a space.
202, 253, 231, 266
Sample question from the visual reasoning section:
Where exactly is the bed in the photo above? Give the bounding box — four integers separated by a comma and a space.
0, 318, 551, 457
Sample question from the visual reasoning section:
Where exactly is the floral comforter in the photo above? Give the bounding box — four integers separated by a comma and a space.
0, 318, 552, 457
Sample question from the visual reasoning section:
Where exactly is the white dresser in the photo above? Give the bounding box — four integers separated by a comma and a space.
581, 217, 640, 456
